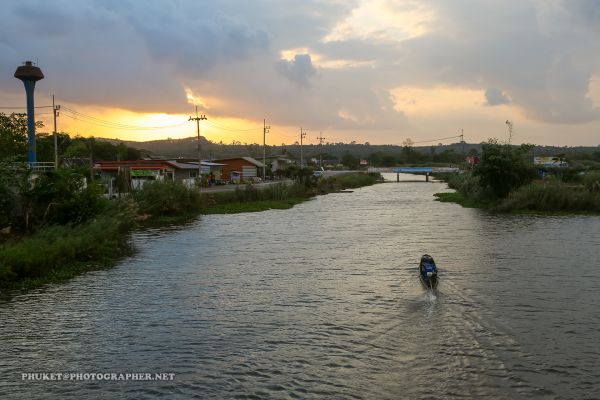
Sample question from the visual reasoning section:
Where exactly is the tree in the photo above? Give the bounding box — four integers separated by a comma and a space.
0, 113, 43, 161
402, 138, 414, 147
341, 151, 359, 169
474, 139, 536, 198
400, 145, 424, 164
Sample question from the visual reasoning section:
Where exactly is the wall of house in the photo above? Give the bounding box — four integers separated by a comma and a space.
174, 169, 195, 181
214, 159, 257, 181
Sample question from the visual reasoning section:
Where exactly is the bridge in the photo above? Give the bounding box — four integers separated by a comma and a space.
367, 166, 460, 181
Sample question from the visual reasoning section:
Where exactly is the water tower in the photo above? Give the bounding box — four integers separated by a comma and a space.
14, 61, 44, 164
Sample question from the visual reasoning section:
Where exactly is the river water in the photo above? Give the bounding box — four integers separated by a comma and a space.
1, 175, 599, 399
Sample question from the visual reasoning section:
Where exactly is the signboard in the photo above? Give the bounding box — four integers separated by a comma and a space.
533, 157, 568, 168
130, 169, 161, 177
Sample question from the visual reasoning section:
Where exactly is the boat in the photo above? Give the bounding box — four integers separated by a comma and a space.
419, 254, 439, 289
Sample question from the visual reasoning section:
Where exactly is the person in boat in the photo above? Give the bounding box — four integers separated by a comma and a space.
420, 255, 437, 276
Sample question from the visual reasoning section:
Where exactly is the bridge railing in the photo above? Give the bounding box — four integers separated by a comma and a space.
368, 166, 460, 174
28, 162, 55, 171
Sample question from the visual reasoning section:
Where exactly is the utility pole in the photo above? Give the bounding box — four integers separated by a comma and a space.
460, 128, 465, 155
317, 131, 326, 169
52, 94, 60, 170
189, 106, 207, 189
300, 127, 307, 168
263, 118, 270, 180
505, 120, 513, 144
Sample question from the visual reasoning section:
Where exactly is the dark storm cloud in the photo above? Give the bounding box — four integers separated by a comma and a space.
485, 88, 510, 106
0, 0, 271, 113
117, 1, 269, 75
277, 54, 317, 88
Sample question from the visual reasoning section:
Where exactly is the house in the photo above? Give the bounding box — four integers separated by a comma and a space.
167, 160, 225, 184
93, 159, 225, 192
94, 160, 172, 191
263, 155, 295, 172
211, 157, 266, 182
466, 156, 480, 165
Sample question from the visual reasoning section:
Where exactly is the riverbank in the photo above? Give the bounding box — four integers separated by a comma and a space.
0, 201, 138, 293
0, 173, 381, 293
433, 173, 600, 214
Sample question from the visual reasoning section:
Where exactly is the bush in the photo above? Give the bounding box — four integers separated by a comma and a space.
0, 200, 137, 281
207, 183, 310, 206
446, 172, 483, 199
18, 169, 109, 229
496, 183, 600, 213
475, 140, 537, 198
582, 171, 600, 192
132, 181, 201, 217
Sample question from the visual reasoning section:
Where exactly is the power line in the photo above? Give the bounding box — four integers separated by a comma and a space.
60, 107, 187, 130
189, 107, 207, 190
0, 105, 53, 109
263, 119, 270, 179
204, 119, 260, 132
411, 134, 462, 144
300, 127, 307, 168
61, 112, 184, 131
317, 131, 326, 169
62, 106, 187, 129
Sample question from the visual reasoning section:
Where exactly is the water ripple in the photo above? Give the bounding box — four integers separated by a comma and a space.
1, 179, 599, 399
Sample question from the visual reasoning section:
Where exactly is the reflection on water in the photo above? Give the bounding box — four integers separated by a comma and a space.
1, 176, 599, 399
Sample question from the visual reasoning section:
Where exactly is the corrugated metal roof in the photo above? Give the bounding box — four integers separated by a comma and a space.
166, 160, 225, 169
211, 157, 265, 167
241, 157, 265, 168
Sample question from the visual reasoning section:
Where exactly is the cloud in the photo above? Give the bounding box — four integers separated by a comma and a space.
485, 88, 510, 106
0, 0, 599, 144
277, 54, 317, 87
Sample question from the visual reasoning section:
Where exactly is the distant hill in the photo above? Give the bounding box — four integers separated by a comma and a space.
102, 136, 599, 161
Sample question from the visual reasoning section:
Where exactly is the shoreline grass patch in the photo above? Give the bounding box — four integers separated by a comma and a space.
434, 192, 486, 209
0, 200, 137, 293
495, 183, 600, 213
204, 198, 307, 214
1, 173, 381, 293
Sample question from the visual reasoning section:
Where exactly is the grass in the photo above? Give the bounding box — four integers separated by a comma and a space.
434, 183, 600, 215
204, 198, 307, 214
434, 192, 486, 209
0, 200, 137, 294
0, 173, 381, 293
495, 183, 600, 213
0, 258, 128, 296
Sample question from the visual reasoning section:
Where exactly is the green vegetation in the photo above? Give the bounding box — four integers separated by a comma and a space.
319, 172, 381, 190
1, 112, 143, 165
433, 192, 484, 209
474, 140, 537, 198
0, 201, 137, 291
134, 172, 380, 219
495, 183, 600, 213
132, 180, 202, 217
205, 199, 306, 214
1, 169, 380, 292
434, 139, 600, 214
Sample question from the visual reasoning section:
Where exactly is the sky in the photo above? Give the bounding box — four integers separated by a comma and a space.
1, 0, 600, 146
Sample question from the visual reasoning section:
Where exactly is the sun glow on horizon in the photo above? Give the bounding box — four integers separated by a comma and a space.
36, 103, 307, 144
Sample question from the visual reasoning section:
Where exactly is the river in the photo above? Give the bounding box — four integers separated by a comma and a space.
1, 175, 599, 399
